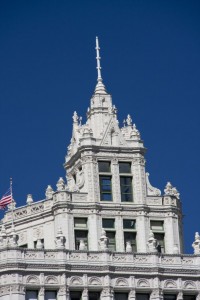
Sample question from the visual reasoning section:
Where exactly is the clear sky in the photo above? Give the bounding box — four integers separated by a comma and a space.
0, 0, 200, 253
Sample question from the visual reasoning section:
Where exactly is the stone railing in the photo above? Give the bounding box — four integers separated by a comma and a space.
0, 248, 199, 271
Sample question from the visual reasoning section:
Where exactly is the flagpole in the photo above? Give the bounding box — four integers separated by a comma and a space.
10, 177, 14, 226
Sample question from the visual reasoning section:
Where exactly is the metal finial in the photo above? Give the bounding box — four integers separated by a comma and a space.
96, 36, 102, 82
94, 37, 107, 94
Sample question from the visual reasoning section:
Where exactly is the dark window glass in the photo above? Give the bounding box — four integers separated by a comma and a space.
150, 220, 164, 231
119, 162, 131, 173
120, 176, 133, 202
98, 161, 111, 173
70, 291, 82, 300
102, 219, 115, 228
106, 231, 116, 251
75, 230, 88, 250
163, 295, 177, 300
44, 291, 57, 300
124, 232, 137, 252
20, 244, 28, 248
136, 294, 150, 300
183, 296, 196, 300
99, 175, 112, 201
26, 291, 38, 300
115, 293, 128, 300
123, 219, 135, 229
154, 232, 165, 253
89, 292, 100, 300
74, 218, 87, 228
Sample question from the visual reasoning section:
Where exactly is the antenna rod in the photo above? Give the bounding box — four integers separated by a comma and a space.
96, 36, 102, 82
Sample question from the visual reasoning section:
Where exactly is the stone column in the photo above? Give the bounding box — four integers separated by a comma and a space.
164, 214, 175, 254
88, 213, 99, 250
150, 289, 163, 300
38, 287, 45, 300
101, 287, 113, 300
136, 212, 148, 252
115, 216, 124, 252
10, 285, 25, 300
82, 288, 88, 300
111, 158, 121, 203
129, 290, 136, 300
58, 286, 68, 300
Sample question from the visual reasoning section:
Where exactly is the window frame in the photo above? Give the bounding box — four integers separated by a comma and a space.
74, 217, 88, 250
119, 162, 133, 202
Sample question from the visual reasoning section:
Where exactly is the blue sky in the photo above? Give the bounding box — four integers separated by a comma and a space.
0, 0, 200, 253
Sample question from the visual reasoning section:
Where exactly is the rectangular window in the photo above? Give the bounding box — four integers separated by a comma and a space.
74, 218, 87, 228
89, 292, 100, 300
115, 292, 128, 300
44, 291, 57, 300
26, 291, 38, 300
75, 230, 88, 250
70, 291, 82, 300
123, 219, 136, 229
102, 218, 116, 251
183, 296, 196, 300
119, 162, 131, 173
98, 161, 111, 173
124, 231, 137, 252
136, 294, 150, 300
120, 176, 133, 202
99, 175, 112, 201
150, 220, 164, 231
102, 218, 115, 229
154, 233, 165, 253
150, 220, 165, 253
74, 218, 88, 250
163, 295, 177, 300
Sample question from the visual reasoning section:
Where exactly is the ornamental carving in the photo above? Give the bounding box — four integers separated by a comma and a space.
183, 281, 196, 290
137, 279, 150, 288
89, 277, 102, 285
26, 275, 40, 285
70, 276, 83, 285
45, 275, 58, 284
115, 278, 128, 286
164, 280, 177, 289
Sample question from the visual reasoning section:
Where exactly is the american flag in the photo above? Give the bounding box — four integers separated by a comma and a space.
0, 187, 12, 209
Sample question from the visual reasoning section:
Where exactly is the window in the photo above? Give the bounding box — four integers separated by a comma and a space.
102, 219, 115, 228
123, 219, 135, 229
119, 162, 131, 173
99, 161, 112, 201
150, 220, 165, 253
98, 161, 111, 173
74, 218, 88, 250
89, 292, 100, 300
44, 291, 57, 300
123, 219, 137, 252
70, 291, 82, 300
99, 176, 112, 201
163, 295, 177, 300
150, 221, 164, 231
20, 244, 28, 248
119, 162, 133, 202
26, 291, 38, 300
183, 296, 196, 300
102, 218, 116, 251
115, 292, 128, 300
136, 293, 150, 300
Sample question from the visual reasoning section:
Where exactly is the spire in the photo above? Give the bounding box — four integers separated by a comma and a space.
94, 37, 107, 94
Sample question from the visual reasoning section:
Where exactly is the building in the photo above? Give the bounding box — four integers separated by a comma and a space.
0, 37, 200, 300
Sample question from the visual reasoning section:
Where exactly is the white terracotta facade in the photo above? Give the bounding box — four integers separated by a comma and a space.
0, 38, 199, 300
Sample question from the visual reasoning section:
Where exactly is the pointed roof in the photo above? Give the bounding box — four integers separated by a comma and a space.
94, 37, 107, 95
